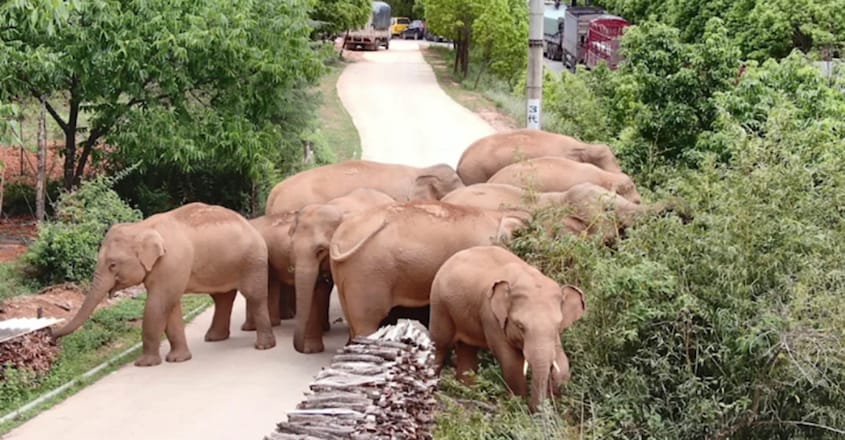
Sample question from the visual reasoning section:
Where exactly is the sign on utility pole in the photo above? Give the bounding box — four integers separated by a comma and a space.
526, 0, 544, 129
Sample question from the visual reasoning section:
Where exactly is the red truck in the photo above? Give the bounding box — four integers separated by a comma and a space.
561, 4, 630, 72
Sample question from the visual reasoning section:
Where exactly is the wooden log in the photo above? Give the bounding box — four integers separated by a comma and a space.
264, 319, 438, 440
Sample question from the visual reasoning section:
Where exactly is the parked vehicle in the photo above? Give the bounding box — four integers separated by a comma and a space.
390, 17, 411, 36
584, 15, 630, 70
345, 1, 392, 51
543, 1, 567, 61
561, 5, 605, 71
401, 20, 425, 40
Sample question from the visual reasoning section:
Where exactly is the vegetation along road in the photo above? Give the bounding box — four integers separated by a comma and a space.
5, 39, 494, 440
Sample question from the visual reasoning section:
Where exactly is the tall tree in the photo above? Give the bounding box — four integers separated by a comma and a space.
423, 0, 482, 77
310, 0, 371, 37
0, 0, 323, 190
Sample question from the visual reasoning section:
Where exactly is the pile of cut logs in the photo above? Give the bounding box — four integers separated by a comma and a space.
265, 319, 438, 440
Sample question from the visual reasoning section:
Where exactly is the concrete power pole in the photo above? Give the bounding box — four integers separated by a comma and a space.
526, 0, 544, 129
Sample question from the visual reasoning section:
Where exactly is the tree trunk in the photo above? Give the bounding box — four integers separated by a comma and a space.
63, 100, 79, 190
266, 320, 438, 440
36, 97, 47, 221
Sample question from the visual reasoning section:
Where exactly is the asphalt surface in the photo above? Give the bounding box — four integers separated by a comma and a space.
6, 38, 495, 440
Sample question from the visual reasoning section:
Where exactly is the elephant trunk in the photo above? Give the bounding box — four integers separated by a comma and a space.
52, 270, 114, 338
524, 343, 557, 412
293, 261, 322, 353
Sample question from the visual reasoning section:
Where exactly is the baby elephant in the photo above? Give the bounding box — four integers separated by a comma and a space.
430, 245, 585, 411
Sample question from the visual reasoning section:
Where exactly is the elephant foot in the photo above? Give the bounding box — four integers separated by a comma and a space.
254, 333, 276, 350
240, 321, 257, 332
271, 318, 282, 327
166, 348, 193, 363
204, 329, 230, 342
278, 309, 295, 320
134, 354, 163, 367
294, 338, 325, 354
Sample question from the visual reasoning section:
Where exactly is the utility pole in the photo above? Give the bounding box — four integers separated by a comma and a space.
526, 0, 544, 129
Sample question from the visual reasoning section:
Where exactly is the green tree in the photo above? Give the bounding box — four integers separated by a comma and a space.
385, 0, 418, 19
310, 0, 371, 37
423, 0, 480, 77
0, 0, 323, 191
471, 0, 528, 87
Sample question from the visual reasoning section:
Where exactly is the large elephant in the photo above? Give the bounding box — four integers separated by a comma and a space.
430, 245, 585, 411
443, 182, 666, 243
289, 188, 396, 353
327, 201, 529, 350
247, 211, 298, 329
52, 203, 275, 367
457, 128, 623, 184
487, 156, 642, 204
265, 160, 464, 215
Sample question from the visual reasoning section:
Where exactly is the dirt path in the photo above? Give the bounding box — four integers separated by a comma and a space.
6, 39, 494, 440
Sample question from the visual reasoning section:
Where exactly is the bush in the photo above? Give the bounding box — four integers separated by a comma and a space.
0, 180, 62, 217
22, 173, 142, 285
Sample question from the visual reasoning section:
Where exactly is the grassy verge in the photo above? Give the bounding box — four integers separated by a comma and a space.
420, 46, 521, 128
0, 262, 38, 302
0, 293, 212, 434
316, 62, 361, 161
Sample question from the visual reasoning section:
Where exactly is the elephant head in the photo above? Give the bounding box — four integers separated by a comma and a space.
290, 204, 345, 353
489, 280, 585, 411
610, 173, 642, 205
52, 224, 165, 338
411, 164, 465, 201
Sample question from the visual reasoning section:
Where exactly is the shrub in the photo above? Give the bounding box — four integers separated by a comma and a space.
23, 173, 142, 285
499, 130, 845, 438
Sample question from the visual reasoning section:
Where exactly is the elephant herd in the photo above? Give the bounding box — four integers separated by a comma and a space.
52, 128, 671, 410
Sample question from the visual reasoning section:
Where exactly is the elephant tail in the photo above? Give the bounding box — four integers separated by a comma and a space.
330, 218, 389, 263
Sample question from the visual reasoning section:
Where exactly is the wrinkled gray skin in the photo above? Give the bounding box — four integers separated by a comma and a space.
52, 203, 275, 367
289, 188, 396, 353
430, 245, 585, 411
265, 160, 464, 215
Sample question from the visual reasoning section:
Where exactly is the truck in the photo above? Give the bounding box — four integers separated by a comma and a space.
344, 1, 391, 51
583, 15, 630, 70
543, 1, 568, 61
561, 5, 606, 71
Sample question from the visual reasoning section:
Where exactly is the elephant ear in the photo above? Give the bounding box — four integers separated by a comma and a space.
560, 285, 586, 329
495, 213, 530, 243
488, 280, 511, 330
411, 175, 440, 201
135, 229, 166, 272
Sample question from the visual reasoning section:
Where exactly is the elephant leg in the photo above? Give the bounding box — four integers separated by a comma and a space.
240, 266, 276, 350
265, 274, 282, 326
550, 345, 572, 396
491, 343, 528, 397
429, 300, 455, 375
340, 281, 391, 341
454, 342, 480, 384
206, 290, 236, 341
279, 282, 296, 321
135, 289, 179, 367
317, 280, 332, 332
165, 300, 192, 363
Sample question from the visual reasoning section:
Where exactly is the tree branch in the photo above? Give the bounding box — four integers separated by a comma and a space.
73, 124, 105, 185
42, 99, 68, 134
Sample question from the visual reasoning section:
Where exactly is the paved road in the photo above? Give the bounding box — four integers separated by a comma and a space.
7, 38, 494, 440
338, 39, 495, 168
544, 56, 566, 76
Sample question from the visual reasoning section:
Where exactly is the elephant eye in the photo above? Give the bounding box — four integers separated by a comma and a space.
108, 262, 117, 271
514, 321, 526, 331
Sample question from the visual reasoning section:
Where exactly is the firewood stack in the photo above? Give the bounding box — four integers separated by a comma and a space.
265, 319, 438, 440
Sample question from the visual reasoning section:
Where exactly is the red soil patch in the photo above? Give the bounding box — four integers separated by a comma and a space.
0, 283, 142, 323
1, 142, 67, 186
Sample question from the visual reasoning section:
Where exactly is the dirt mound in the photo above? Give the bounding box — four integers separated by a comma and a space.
0, 329, 59, 377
